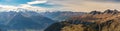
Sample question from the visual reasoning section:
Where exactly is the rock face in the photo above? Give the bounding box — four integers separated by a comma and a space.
89, 11, 102, 15
45, 9, 120, 31
89, 9, 120, 15
103, 9, 120, 14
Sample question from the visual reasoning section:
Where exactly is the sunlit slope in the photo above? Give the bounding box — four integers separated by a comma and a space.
45, 9, 120, 31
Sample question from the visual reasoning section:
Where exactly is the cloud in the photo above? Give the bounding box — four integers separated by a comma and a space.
7, 0, 61, 12
0, 4, 61, 12
0, 0, 120, 12
0, 0, 62, 12
0, 0, 63, 12
24, 0, 61, 8
19, 4, 47, 11
87, 0, 120, 2
0, 5, 19, 12
48, 0, 120, 12
27, 0, 47, 4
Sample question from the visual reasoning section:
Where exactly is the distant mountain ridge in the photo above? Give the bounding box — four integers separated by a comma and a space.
0, 10, 87, 31
41, 11, 86, 21
0, 11, 55, 31
90, 9, 119, 15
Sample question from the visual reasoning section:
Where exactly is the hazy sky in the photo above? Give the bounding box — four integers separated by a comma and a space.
0, 0, 119, 12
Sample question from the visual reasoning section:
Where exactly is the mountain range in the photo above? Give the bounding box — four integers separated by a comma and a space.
44, 9, 120, 31
0, 9, 86, 31
0, 11, 55, 31
41, 11, 86, 21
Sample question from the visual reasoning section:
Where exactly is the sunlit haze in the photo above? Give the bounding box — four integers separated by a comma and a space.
0, 0, 119, 12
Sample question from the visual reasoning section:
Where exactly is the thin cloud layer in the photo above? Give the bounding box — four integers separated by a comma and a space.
85, 0, 120, 2
27, 0, 47, 4
0, 0, 119, 12
48, 0, 120, 12
0, 0, 62, 12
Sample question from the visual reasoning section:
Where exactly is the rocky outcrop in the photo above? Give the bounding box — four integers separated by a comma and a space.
103, 9, 119, 14
89, 11, 102, 15
89, 9, 120, 15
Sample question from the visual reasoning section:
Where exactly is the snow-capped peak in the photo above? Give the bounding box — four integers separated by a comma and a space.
0, 5, 48, 12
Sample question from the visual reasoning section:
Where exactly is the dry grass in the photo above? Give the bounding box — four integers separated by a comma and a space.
61, 12, 120, 31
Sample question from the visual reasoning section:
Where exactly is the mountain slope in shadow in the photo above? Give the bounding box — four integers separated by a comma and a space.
0, 11, 55, 31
